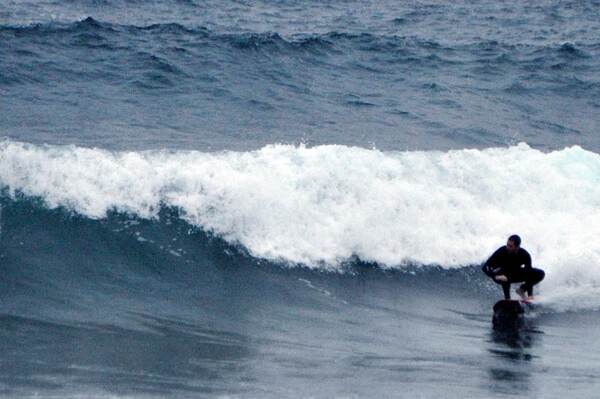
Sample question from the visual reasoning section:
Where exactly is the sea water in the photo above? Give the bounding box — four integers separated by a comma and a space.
1, 1, 599, 398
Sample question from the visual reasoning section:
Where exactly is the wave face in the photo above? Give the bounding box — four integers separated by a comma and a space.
1, 140, 599, 311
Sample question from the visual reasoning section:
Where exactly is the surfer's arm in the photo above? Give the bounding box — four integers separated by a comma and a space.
481, 263, 497, 278
482, 248, 504, 278
520, 249, 532, 272
482, 262, 505, 280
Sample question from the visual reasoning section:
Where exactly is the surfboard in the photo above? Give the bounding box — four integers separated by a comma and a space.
492, 299, 532, 329
492, 299, 533, 326
493, 299, 532, 314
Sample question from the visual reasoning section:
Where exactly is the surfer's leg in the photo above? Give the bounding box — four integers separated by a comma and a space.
524, 268, 545, 296
519, 268, 545, 296
502, 282, 511, 299
507, 272, 528, 299
489, 271, 515, 299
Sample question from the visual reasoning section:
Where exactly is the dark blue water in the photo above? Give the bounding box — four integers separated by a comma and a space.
2, 0, 599, 151
1, 1, 600, 398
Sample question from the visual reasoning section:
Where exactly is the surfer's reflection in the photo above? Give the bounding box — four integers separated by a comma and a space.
485, 318, 544, 394
490, 320, 541, 361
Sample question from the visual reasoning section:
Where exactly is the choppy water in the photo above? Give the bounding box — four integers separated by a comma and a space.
2, 0, 599, 151
1, 1, 599, 398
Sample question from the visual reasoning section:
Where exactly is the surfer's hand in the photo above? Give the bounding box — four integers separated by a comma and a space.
495, 275, 508, 282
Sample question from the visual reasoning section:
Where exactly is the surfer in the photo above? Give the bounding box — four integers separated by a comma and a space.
482, 235, 545, 300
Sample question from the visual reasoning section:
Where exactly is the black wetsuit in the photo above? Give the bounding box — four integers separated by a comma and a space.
482, 246, 545, 299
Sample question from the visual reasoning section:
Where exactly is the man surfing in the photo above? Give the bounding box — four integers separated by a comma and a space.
482, 235, 545, 300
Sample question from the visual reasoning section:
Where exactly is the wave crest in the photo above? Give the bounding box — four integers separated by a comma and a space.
1, 140, 599, 310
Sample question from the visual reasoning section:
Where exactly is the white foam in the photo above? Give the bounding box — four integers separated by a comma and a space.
1, 140, 599, 310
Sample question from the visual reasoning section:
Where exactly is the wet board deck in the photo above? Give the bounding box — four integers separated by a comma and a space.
493, 299, 532, 313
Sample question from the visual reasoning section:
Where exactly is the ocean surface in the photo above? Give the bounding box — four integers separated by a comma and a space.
1, 0, 600, 398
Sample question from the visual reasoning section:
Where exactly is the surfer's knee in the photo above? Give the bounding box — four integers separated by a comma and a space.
531, 268, 545, 284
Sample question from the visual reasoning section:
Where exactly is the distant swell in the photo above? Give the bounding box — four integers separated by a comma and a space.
2, 17, 597, 57
2, 17, 598, 102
